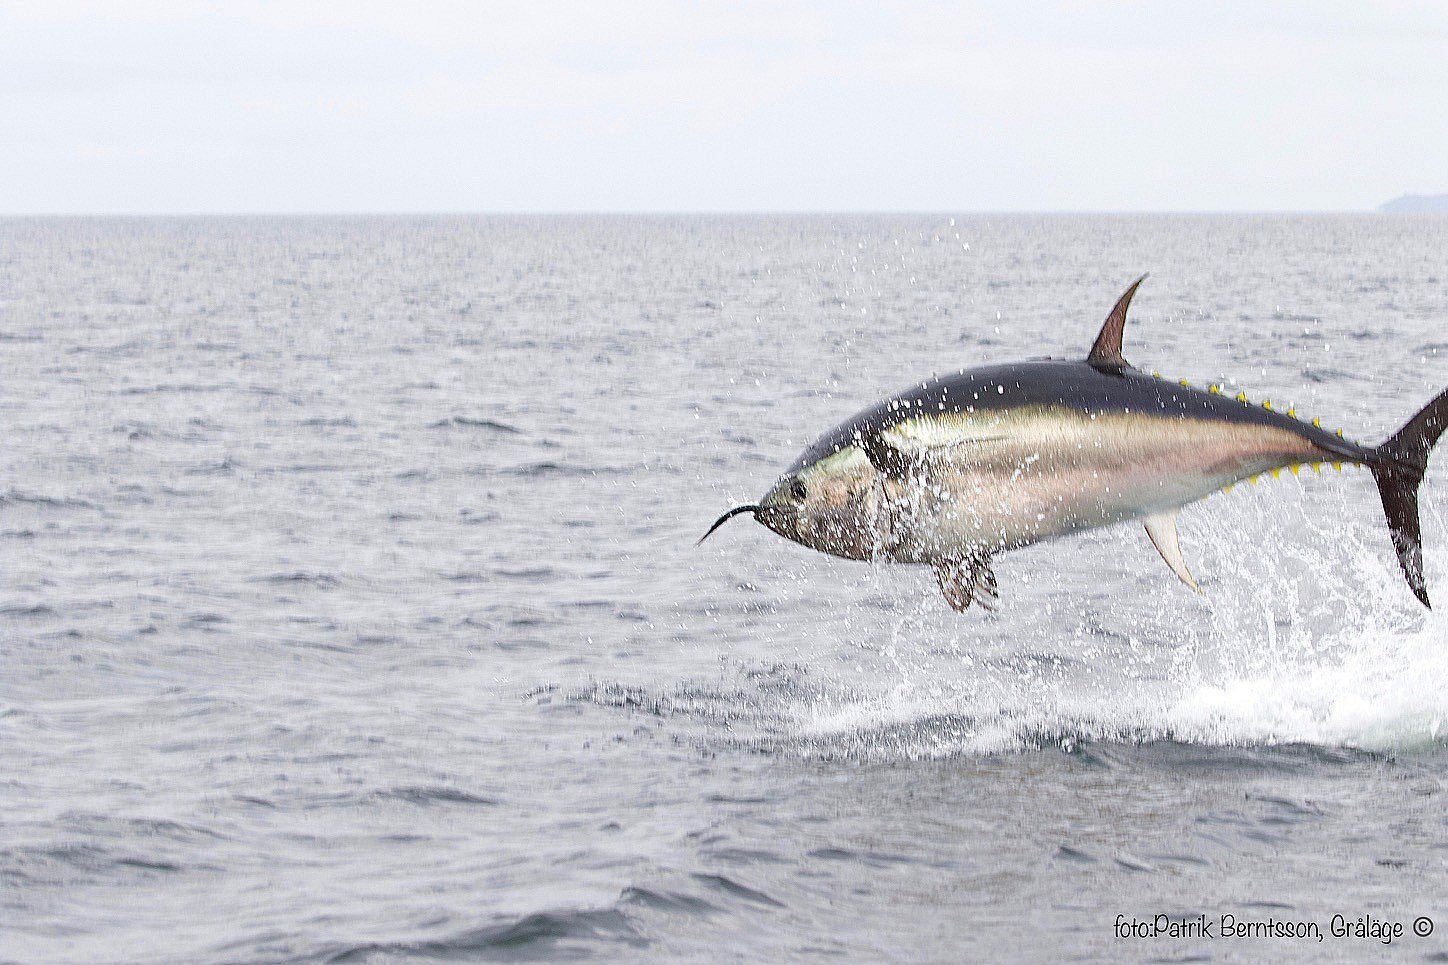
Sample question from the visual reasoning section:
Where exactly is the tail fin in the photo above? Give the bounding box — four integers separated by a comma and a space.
1373, 388, 1448, 607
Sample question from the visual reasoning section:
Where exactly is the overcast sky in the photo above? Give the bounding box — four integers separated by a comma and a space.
4, 1, 1447, 213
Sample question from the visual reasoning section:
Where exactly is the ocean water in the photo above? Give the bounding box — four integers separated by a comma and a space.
2, 214, 1446, 962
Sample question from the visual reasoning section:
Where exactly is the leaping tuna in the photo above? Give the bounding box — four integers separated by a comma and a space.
701, 277, 1448, 612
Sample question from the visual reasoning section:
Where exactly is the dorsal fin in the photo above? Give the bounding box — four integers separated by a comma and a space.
1087, 274, 1148, 370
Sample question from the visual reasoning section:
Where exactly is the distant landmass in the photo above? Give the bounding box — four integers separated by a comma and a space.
1379, 193, 1448, 213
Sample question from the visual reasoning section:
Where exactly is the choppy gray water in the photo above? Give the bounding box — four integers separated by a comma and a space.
3, 215, 1447, 962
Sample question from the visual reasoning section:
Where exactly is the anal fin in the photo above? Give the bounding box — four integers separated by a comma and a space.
935, 555, 998, 612
1143, 510, 1201, 593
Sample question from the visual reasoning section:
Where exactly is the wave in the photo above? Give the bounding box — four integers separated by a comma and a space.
0, 489, 94, 510
254, 571, 342, 589
0, 603, 55, 617
297, 416, 358, 428
320, 874, 794, 963
497, 461, 610, 478
322, 908, 643, 962
428, 416, 520, 433
370, 785, 500, 807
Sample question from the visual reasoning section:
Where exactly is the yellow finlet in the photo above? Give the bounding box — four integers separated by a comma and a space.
1179, 378, 1191, 387
1152, 371, 1161, 379
1334, 461, 1343, 471
1236, 392, 1248, 402
1223, 483, 1234, 493
1287, 407, 1296, 418
1312, 462, 1323, 472
1209, 384, 1221, 394
1312, 417, 1321, 427
1335, 428, 1344, 438
1262, 399, 1273, 410
1289, 463, 1301, 475
1248, 474, 1260, 485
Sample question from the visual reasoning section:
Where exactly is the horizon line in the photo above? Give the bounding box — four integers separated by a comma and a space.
0, 207, 1431, 218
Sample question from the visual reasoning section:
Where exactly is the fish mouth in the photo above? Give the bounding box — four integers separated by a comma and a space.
697, 504, 768, 545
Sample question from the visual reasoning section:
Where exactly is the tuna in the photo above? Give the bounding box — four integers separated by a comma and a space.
702, 278, 1448, 612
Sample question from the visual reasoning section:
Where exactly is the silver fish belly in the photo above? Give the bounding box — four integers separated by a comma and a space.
876, 406, 1321, 564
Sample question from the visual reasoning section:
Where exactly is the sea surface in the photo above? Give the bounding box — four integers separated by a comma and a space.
3, 214, 1447, 962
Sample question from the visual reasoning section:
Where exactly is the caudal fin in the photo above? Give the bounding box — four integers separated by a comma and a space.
1372, 388, 1448, 607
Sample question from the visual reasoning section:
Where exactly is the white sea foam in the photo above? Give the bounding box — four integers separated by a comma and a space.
793, 625, 1448, 757
1167, 616, 1448, 751
793, 494, 1448, 758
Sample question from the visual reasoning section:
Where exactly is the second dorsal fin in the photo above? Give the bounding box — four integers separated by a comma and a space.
1087, 274, 1148, 370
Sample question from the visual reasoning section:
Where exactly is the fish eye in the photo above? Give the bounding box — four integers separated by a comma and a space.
790, 479, 808, 501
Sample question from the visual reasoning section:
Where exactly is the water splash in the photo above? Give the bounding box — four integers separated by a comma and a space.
756, 479, 1448, 759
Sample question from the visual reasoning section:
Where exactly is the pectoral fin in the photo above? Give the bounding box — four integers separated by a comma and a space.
857, 429, 913, 480
935, 555, 998, 612
1143, 510, 1201, 592
858, 426, 1005, 481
